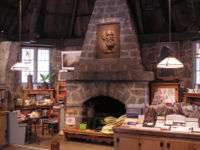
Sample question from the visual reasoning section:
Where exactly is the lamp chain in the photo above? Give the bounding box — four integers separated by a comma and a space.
168, 0, 171, 42
19, 0, 22, 42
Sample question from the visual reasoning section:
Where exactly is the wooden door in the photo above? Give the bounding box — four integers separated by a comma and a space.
140, 137, 163, 150
115, 136, 139, 150
167, 140, 200, 150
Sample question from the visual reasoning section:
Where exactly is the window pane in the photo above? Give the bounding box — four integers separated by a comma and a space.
21, 48, 34, 83
38, 49, 49, 61
38, 61, 49, 72
196, 71, 200, 84
197, 48, 200, 57
196, 58, 200, 71
22, 48, 34, 64
37, 49, 50, 83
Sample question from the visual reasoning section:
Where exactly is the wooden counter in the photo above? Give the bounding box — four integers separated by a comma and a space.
114, 127, 200, 150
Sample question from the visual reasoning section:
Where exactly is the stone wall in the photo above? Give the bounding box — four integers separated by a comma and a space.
0, 41, 21, 110
0, 42, 12, 84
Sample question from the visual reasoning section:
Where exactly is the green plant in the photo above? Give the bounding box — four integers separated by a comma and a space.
40, 73, 50, 84
40, 72, 55, 88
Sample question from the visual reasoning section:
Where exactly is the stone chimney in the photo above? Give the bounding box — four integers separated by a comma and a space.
63, 0, 154, 81
63, 0, 155, 125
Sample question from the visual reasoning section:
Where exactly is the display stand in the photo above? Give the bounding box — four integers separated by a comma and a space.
184, 93, 200, 105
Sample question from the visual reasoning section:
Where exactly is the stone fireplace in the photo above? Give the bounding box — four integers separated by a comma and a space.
61, 0, 154, 127
82, 96, 126, 130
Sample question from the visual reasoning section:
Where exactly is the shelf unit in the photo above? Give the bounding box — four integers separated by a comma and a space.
56, 81, 67, 104
16, 89, 55, 110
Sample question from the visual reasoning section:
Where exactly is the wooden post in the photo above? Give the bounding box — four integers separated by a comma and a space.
51, 140, 60, 150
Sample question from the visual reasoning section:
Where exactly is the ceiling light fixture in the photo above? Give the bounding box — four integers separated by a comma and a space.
157, 0, 184, 69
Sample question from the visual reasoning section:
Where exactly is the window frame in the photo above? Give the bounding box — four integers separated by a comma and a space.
195, 43, 200, 86
21, 46, 51, 83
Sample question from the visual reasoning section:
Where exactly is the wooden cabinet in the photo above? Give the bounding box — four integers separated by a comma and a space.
115, 135, 163, 150
0, 112, 7, 146
140, 137, 164, 150
167, 140, 200, 150
114, 128, 200, 150
116, 136, 139, 150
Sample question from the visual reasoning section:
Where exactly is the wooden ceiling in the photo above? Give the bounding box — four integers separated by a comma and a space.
0, 0, 200, 43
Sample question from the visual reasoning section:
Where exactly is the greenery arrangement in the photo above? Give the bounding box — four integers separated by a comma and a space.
40, 72, 55, 88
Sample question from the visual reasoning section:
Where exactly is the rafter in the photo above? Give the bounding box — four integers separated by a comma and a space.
29, 0, 42, 40
0, 1, 18, 10
68, 0, 79, 38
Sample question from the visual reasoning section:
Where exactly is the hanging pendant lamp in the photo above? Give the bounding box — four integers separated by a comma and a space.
157, 0, 184, 69
10, 0, 29, 71
157, 57, 184, 69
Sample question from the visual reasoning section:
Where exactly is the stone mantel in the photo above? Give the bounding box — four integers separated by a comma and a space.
61, 71, 154, 81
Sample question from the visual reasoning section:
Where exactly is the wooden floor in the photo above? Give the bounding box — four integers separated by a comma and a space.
2, 135, 113, 150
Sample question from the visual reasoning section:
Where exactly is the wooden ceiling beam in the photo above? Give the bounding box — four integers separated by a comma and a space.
0, 1, 18, 10
29, 0, 42, 40
46, 11, 71, 17
36, 0, 48, 39
8, 0, 31, 40
68, 0, 79, 38
139, 32, 200, 43
133, 0, 144, 34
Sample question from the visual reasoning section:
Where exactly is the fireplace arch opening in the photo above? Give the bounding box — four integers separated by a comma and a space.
82, 96, 126, 130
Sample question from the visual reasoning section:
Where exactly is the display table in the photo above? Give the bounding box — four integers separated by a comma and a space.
63, 128, 113, 145
114, 127, 200, 150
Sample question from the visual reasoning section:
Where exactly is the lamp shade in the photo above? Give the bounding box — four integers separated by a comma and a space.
11, 62, 30, 71
157, 57, 184, 69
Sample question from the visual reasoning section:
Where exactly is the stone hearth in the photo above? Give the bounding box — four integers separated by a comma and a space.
61, 0, 155, 126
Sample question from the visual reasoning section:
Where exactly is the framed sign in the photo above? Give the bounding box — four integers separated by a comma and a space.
65, 117, 76, 125
150, 82, 180, 105
61, 51, 81, 70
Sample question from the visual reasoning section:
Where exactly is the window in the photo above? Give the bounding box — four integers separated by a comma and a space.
21, 47, 50, 83
195, 43, 200, 85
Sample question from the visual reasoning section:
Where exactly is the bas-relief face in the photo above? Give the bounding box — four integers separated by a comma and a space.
96, 23, 120, 59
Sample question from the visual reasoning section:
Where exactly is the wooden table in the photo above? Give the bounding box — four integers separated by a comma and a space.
63, 128, 113, 145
